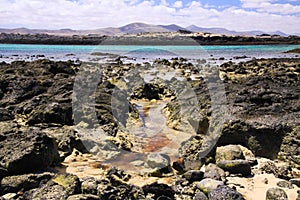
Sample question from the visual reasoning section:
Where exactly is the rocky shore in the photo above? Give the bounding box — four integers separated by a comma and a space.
0, 57, 299, 199
1, 32, 300, 45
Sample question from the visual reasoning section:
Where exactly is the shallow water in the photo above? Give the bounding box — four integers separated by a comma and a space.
0, 44, 299, 64
100, 98, 196, 173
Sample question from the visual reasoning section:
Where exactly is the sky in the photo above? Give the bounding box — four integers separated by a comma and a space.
0, 0, 299, 34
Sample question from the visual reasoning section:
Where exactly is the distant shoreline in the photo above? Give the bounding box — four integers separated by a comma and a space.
1, 33, 300, 46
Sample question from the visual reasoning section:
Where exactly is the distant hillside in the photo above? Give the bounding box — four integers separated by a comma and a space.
185, 25, 290, 36
160, 24, 188, 32
119, 23, 168, 34
0, 23, 293, 36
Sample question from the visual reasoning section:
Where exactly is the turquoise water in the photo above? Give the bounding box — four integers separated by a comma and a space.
0, 44, 299, 63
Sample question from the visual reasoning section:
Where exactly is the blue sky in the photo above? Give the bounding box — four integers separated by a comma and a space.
0, 0, 299, 34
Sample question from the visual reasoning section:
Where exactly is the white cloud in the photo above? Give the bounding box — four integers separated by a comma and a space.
173, 1, 183, 8
241, 0, 300, 14
160, 0, 169, 6
0, 0, 299, 34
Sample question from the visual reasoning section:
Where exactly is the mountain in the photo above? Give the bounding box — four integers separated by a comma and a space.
0, 23, 292, 36
160, 24, 187, 32
186, 25, 238, 35
185, 25, 289, 36
269, 31, 289, 37
119, 23, 187, 34
119, 23, 169, 34
0, 23, 186, 36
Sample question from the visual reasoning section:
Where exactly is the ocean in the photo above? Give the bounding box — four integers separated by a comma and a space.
0, 44, 299, 64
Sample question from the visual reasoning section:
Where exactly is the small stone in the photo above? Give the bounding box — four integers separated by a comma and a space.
194, 191, 208, 200
291, 179, 300, 187
209, 185, 245, 200
264, 178, 269, 184
266, 187, 288, 200
146, 153, 170, 169
203, 163, 226, 181
277, 180, 293, 189
172, 158, 185, 173
183, 170, 204, 182
217, 160, 251, 176
1, 193, 17, 200
196, 178, 224, 194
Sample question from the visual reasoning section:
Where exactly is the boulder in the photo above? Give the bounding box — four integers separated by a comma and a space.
0, 129, 59, 175
97, 179, 144, 199
24, 181, 69, 200
277, 180, 294, 189
203, 163, 226, 181
146, 153, 171, 169
81, 177, 100, 195
265, 187, 288, 200
24, 174, 81, 200
196, 178, 224, 194
142, 182, 175, 199
215, 145, 245, 162
217, 160, 252, 176
183, 170, 204, 182
0, 172, 54, 195
1, 193, 17, 200
194, 191, 208, 200
208, 185, 245, 200
259, 160, 292, 180
52, 174, 81, 195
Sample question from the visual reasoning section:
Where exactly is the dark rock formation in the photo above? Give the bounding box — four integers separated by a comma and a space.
196, 178, 224, 194
0, 57, 299, 199
217, 160, 252, 176
183, 170, 204, 183
219, 58, 300, 167
208, 185, 245, 200
0, 172, 54, 195
266, 187, 288, 200
142, 182, 175, 199
1, 33, 300, 45
0, 128, 59, 175
203, 163, 226, 181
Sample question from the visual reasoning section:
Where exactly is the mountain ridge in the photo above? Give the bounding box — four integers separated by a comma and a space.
0, 22, 295, 36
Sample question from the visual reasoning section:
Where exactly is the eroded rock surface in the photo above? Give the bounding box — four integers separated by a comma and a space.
0, 58, 299, 199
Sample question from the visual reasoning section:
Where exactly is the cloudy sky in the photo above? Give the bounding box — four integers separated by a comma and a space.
0, 0, 299, 34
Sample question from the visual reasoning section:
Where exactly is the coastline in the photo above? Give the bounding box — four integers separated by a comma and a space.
0, 56, 299, 199
1, 33, 300, 45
